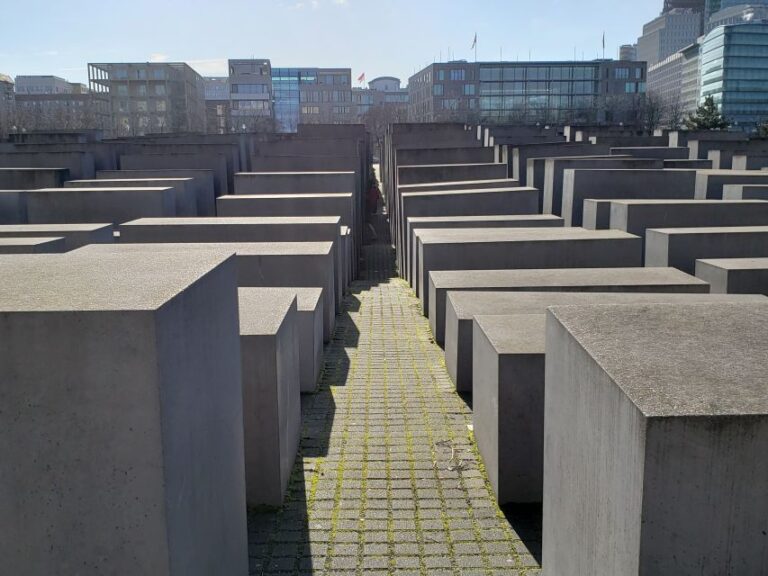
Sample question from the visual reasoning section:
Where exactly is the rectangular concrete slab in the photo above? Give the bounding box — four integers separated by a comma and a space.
0, 167, 70, 189
696, 257, 768, 295
238, 289, 300, 507
240, 288, 323, 393
645, 226, 768, 273
0, 252, 248, 576
428, 267, 709, 345
234, 171, 356, 195
694, 170, 768, 199
408, 215, 564, 291
417, 228, 643, 315
562, 169, 697, 227
444, 291, 764, 394
66, 178, 198, 217
723, 184, 768, 201
0, 236, 66, 253
0, 223, 114, 250
24, 187, 177, 224
73, 242, 337, 342
0, 190, 28, 224
543, 303, 768, 576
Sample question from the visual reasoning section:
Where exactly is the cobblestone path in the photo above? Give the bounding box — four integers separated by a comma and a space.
248, 213, 542, 575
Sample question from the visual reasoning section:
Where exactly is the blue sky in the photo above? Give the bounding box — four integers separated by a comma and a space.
0, 0, 661, 85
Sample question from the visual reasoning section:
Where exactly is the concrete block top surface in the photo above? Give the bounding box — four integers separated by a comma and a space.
431, 267, 707, 289
399, 162, 501, 168
237, 287, 323, 311
611, 199, 768, 206
400, 186, 528, 198
697, 257, 768, 270
237, 171, 354, 176
238, 288, 296, 335
474, 314, 547, 354
548, 303, 768, 416
0, 223, 112, 233
447, 290, 766, 318
68, 178, 193, 185
418, 227, 637, 244
649, 225, 768, 236
74, 241, 333, 257
0, 252, 232, 311
398, 178, 514, 190
0, 167, 67, 171
0, 237, 64, 246
408, 215, 561, 224
122, 216, 341, 226
221, 193, 353, 200
27, 187, 174, 193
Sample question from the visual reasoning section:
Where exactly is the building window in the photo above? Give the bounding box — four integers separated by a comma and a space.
153, 69, 165, 80
155, 84, 166, 96
137, 69, 147, 80
433, 84, 444, 96
156, 100, 167, 112
635, 68, 643, 79
450, 69, 466, 81
615, 68, 630, 79
136, 100, 148, 112
464, 84, 476, 95
442, 99, 459, 110
301, 106, 320, 114
137, 85, 147, 96
438, 70, 445, 81
117, 84, 128, 96
115, 68, 128, 80
625, 82, 637, 93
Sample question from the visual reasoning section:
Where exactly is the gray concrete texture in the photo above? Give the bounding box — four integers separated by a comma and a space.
408, 215, 564, 293
119, 153, 229, 197
543, 157, 663, 215
0, 190, 27, 224
24, 187, 177, 224
428, 267, 708, 345
66, 178, 198, 217
696, 257, 768, 295
73, 242, 337, 342
609, 147, 689, 160
732, 154, 768, 171
516, 142, 608, 187
234, 171, 356, 195
397, 178, 517, 193
562, 169, 697, 227
0, 236, 66, 253
645, 226, 768, 273
723, 184, 768, 201
398, 163, 508, 186
97, 169, 216, 216
417, 228, 643, 314
238, 289, 301, 507
0, 151, 94, 180
0, 167, 69, 190
0, 223, 113, 250
0, 252, 248, 576
694, 170, 768, 200
444, 291, 756, 395
543, 303, 768, 576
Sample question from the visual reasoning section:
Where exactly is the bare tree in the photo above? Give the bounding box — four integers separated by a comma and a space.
665, 96, 685, 131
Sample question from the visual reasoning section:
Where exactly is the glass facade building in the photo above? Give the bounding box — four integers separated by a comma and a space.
700, 22, 768, 127
272, 68, 301, 133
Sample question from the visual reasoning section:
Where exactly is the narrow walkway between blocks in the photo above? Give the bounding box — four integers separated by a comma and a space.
247, 212, 542, 576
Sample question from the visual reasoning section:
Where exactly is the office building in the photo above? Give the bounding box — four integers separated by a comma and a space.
706, 2, 768, 30
700, 21, 768, 128
203, 77, 230, 135
0, 74, 15, 137
637, 9, 704, 66
88, 62, 206, 136
228, 59, 272, 132
619, 44, 638, 60
352, 76, 409, 120
680, 42, 703, 113
408, 60, 647, 126
664, 0, 705, 11
15, 75, 76, 95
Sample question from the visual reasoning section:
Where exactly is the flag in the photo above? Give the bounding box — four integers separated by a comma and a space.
357, 72, 365, 84
602, 32, 605, 52
471, 33, 477, 50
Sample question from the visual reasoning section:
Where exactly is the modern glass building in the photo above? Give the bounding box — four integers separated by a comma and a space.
408, 60, 646, 125
700, 22, 768, 128
271, 68, 301, 133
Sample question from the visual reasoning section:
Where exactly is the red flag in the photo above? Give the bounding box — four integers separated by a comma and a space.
357, 72, 365, 83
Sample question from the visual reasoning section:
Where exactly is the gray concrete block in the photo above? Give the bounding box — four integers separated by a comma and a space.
428, 267, 708, 345
73, 242, 337, 342
543, 157, 663, 215
610, 146, 689, 159
66, 178, 198, 216
234, 171, 356, 195
418, 228, 643, 315
0, 252, 248, 576
239, 288, 323, 393
696, 257, 768, 295
0, 236, 66, 253
119, 217, 344, 311
694, 170, 768, 199
543, 303, 768, 576
238, 289, 301, 507
663, 159, 713, 169
120, 153, 229, 197
24, 187, 177, 224
0, 167, 69, 189
0, 223, 114, 250
408, 215, 564, 291
562, 169, 697, 227
608, 199, 768, 244
444, 291, 763, 394
398, 163, 507, 186
0, 191, 27, 224
645, 226, 768, 273
398, 178, 517, 193
723, 184, 768, 201
0, 151, 94, 179
217, 193, 354, 227
97, 169, 216, 216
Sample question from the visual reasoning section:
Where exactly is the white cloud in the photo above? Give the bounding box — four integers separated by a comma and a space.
149, 53, 169, 63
